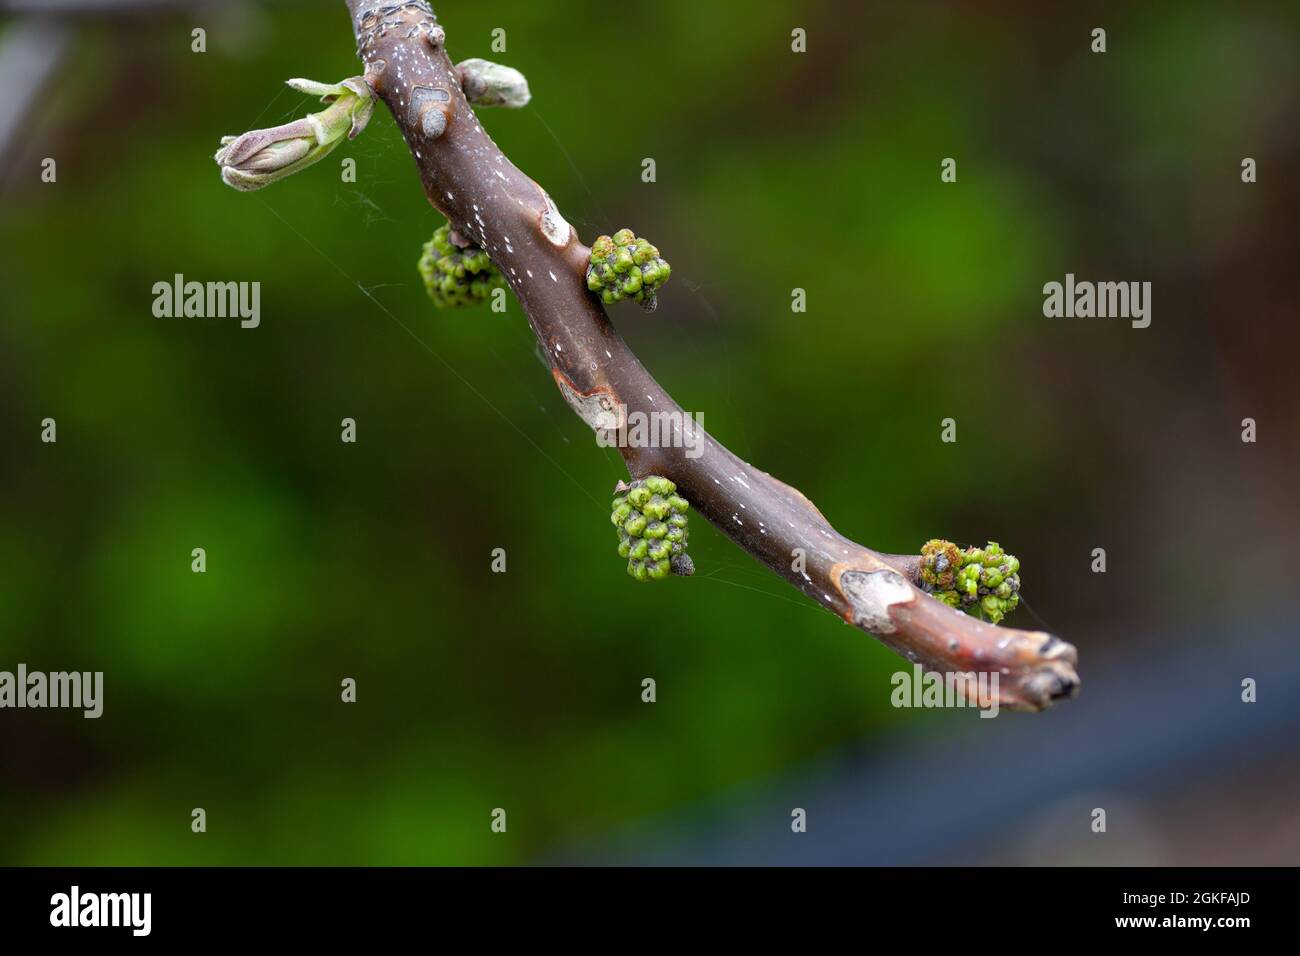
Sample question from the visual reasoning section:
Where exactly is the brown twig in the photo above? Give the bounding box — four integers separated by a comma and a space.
340, 0, 1078, 711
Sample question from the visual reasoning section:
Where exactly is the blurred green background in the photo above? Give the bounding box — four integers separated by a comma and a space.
1, 0, 1298, 865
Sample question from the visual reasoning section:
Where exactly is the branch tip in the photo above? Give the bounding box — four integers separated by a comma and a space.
214, 75, 373, 191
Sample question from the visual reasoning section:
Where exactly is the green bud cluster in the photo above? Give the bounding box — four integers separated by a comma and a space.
586, 229, 671, 310
919, 539, 1021, 625
610, 476, 692, 581
418, 224, 505, 308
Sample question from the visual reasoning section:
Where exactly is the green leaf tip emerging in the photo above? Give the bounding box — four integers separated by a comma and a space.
611, 476, 693, 581
586, 229, 671, 311
214, 77, 373, 191
919, 539, 1021, 625
418, 224, 506, 308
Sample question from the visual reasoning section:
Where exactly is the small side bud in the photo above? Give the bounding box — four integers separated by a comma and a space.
456, 58, 531, 109
214, 77, 373, 191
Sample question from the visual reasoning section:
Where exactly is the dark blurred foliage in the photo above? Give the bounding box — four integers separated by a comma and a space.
0, 0, 1297, 864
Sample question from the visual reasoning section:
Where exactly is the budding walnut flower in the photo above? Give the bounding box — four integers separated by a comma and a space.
586, 229, 671, 311
919, 539, 1021, 625
214, 77, 374, 191
418, 223, 505, 309
612, 476, 693, 581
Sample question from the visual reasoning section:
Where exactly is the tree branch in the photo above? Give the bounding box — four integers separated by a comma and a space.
339, 0, 1078, 711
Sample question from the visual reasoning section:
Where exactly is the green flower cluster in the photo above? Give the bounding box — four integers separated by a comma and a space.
919, 539, 1021, 624
418, 224, 505, 308
611, 476, 692, 581
586, 229, 671, 309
